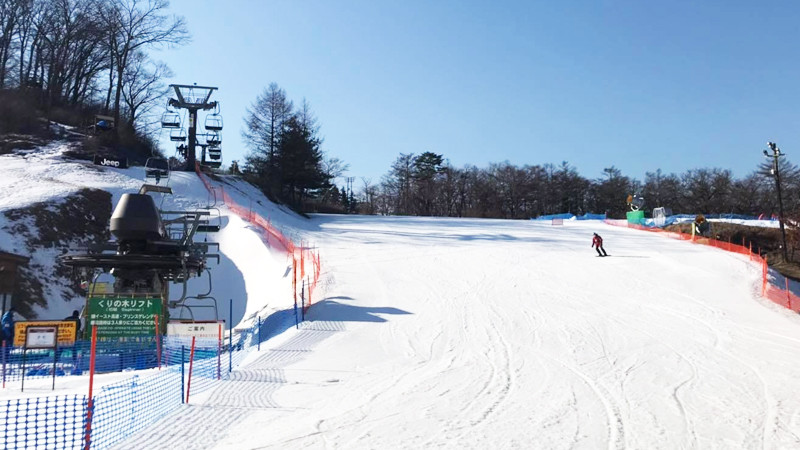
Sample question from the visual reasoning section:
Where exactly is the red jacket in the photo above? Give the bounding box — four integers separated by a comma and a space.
592, 235, 603, 247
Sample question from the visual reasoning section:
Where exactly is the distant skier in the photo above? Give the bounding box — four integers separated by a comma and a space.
592, 233, 608, 257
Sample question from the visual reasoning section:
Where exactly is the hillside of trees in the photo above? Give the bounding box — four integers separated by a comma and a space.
350, 154, 799, 221
0, 0, 187, 161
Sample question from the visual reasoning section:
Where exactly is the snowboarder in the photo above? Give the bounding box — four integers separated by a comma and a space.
64, 310, 82, 337
592, 233, 608, 257
63, 310, 82, 370
2, 307, 16, 350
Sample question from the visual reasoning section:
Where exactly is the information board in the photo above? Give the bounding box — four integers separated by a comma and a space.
87, 297, 162, 338
25, 326, 58, 349
14, 321, 77, 347
167, 321, 223, 340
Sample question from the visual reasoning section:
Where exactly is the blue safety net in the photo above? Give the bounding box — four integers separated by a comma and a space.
0, 395, 86, 449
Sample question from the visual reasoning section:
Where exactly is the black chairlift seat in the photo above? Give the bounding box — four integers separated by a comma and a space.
205, 114, 223, 131
206, 132, 221, 146
161, 111, 181, 128
196, 224, 221, 233
203, 160, 222, 169
145, 157, 170, 182
170, 129, 187, 142
208, 147, 221, 160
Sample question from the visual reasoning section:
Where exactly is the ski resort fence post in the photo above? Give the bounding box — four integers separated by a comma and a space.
229, 299, 233, 373
1, 340, 5, 389
155, 314, 161, 370
85, 325, 98, 450
786, 278, 792, 310
186, 336, 196, 403
257, 316, 261, 351
293, 258, 299, 329
181, 346, 185, 404
301, 280, 305, 322
217, 323, 222, 380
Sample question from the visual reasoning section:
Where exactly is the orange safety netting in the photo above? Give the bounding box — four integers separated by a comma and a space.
194, 164, 322, 311
604, 219, 798, 313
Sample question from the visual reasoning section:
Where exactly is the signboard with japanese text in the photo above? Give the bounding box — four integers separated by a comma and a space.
88, 296, 162, 339
25, 326, 58, 349
167, 321, 223, 340
14, 321, 77, 347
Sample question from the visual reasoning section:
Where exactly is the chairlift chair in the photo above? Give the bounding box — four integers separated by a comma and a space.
161, 111, 181, 128
170, 128, 187, 142
208, 147, 222, 160
145, 157, 170, 184
205, 113, 223, 131
206, 132, 221, 146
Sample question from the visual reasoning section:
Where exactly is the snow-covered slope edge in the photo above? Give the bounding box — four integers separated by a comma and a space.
0, 143, 312, 332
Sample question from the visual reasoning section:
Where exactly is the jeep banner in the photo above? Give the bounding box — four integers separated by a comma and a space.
93, 154, 128, 168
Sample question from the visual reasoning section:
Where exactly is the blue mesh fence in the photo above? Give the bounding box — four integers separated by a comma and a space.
89, 370, 180, 449
2, 338, 160, 384
0, 305, 304, 448
532, 213, 607, 221
0, 394, 86, 449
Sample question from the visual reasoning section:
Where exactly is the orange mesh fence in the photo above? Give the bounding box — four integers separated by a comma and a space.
604, 219, 797, 313
194, 166, 322, 312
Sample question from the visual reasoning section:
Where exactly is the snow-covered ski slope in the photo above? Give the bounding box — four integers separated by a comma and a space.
4, 146, 800, 448
116, 215, 800, 449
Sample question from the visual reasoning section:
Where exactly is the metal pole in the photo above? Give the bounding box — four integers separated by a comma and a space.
767, 142, 789, 262
85, 325, 98, 450
228, 299, 232, 373
1, 293, 6, 316
775, 160, 788, 262
21, 349, 26, 392
186, 336, 196, 403
187, 109, 198, 169
154, 314, 161, 370
52, 326, 58, 391
257, 316, 261, 351
181, 345, 185, 404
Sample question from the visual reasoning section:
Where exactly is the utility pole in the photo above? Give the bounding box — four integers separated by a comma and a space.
764, 141, 788, 262
346, 177, 355, 213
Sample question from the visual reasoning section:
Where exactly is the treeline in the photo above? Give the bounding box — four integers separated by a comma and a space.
348, 153, 800, 219
0, 0, 186, 138
240, 83, 344, 211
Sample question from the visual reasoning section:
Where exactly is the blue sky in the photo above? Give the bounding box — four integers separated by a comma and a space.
156, 0, 800, 187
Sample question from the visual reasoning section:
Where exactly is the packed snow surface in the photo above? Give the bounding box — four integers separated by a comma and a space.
120, 216, 800, 449
4, 145, 800, 449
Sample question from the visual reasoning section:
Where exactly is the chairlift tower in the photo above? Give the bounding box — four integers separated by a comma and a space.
167, 84, 219, 170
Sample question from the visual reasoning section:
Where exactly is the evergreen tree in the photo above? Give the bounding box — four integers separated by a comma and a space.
275, 114, 330, 207
242, 83, 293, 196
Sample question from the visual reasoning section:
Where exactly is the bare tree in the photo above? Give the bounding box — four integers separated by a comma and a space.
121, 50, 171, 131
0, 0, 23, 87
101, 0, 188, 127
242, 82, 293, 179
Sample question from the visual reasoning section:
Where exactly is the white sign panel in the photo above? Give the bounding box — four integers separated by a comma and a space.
167, 322, 222, 340
25, 326, 58, 349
